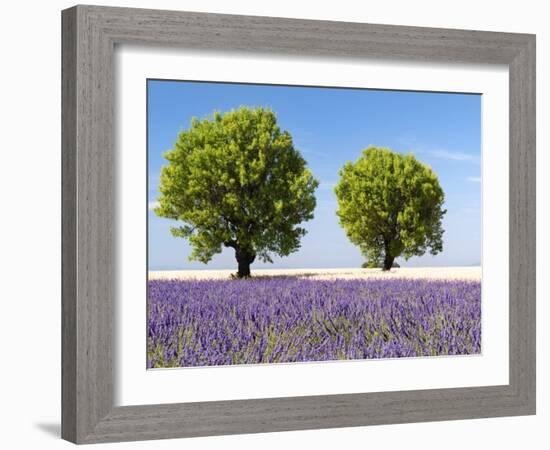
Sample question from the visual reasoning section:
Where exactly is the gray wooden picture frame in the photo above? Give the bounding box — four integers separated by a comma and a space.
61, 4, 536, 444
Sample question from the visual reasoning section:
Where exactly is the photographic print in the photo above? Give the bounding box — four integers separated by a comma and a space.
147, 80, 481, 369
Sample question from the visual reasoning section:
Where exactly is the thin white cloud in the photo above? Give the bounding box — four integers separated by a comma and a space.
430, 149, 479, 163
466, 176, 482, 183
148, 201, 160, 211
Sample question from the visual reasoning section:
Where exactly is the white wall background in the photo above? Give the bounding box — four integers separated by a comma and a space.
0, 1, 546, 448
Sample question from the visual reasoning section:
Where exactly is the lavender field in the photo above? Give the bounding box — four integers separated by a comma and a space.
147, 277, 481, 368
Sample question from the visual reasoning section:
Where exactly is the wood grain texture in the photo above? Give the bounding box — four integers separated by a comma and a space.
62, 5, 114, 442
508, 36, 536, 409
61, 4, 536, 444
61, 7, 77, 443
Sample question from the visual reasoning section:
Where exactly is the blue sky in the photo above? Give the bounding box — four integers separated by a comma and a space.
148, 80, 481, 270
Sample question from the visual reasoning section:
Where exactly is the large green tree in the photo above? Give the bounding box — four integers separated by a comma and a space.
154, 106, 319, 278
335, 146, 446, 270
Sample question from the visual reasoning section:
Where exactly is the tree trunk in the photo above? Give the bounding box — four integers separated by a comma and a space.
235, 247, 256, 278
237, 258, 251, 278
382, 240, 394, 271
382, 254, 395, 271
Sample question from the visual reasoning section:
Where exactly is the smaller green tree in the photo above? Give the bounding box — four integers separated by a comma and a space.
154, 106, 319, 278
335, 146, 446, 270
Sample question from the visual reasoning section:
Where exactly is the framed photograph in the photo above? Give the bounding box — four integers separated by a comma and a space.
62, 5, 536, 444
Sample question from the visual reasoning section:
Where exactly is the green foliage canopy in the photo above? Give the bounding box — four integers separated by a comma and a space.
334, 146, 446, 270
154, 106, 319, 277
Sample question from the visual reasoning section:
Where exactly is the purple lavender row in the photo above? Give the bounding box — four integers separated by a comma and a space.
147, 278, 481, 368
